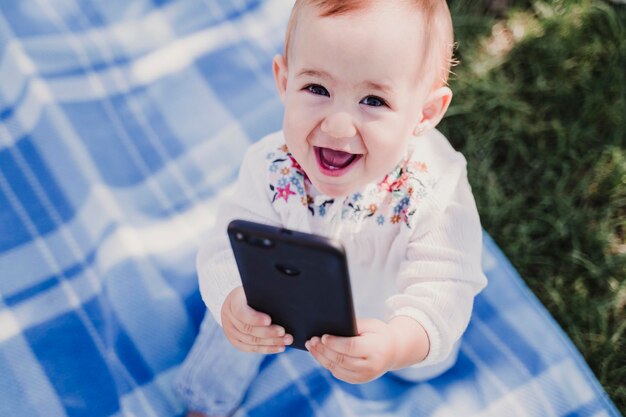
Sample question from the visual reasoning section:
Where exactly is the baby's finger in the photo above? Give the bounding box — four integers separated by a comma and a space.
232, 316, 287, 339
320, 334, 366, 358
306, 337, 364, 372
239, 332, 293, 348
231, 338, 287, 354
223, 317, 290, 349
306, 339, 373, 383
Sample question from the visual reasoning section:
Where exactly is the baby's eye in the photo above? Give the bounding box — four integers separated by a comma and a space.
305, 84, 330, 96
360, 95, 387, 107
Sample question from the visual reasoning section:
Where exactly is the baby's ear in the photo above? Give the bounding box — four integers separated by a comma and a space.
413, 87, 453, 136
273, 54, 288, 102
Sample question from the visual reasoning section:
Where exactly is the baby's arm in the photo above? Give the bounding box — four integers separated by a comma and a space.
197, 136, 294, 353
307, 167, 486, 383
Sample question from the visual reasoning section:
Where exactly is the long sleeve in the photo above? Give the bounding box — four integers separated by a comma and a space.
386, 169, 487, 367
197, 136, 282, 325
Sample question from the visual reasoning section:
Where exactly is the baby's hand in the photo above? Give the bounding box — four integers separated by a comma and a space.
305, 319, 396, 384
221, 286, 293, 353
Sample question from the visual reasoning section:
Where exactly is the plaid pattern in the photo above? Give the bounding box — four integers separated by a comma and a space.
0, 1, 620, 416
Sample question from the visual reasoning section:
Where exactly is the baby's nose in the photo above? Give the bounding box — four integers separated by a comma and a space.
321, 111, 357, 138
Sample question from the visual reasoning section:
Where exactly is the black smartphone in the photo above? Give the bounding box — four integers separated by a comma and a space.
227, 219, 357, 350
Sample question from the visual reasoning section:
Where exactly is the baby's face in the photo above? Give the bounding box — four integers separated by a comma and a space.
276, 2, 432, 198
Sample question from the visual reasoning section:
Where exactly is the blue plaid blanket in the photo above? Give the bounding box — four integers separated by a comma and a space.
0, 1, 621, 416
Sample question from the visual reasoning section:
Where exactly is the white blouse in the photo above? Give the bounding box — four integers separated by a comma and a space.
197, 130, 487, 367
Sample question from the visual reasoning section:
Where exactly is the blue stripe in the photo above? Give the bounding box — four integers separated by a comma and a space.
4, 247, 98, 307
3, 222, 115, 306
338, 372, 408, 401
60, 98, 160, 187
25, 312, 121, 417
473, 296, 547, 376
248, 369, 328, 417
4, 276, 59, 307
0, 180, 32, 252
0, 3, 59, 37
79, 1, 106, 28
0, 136, 75, 252
0, 75, 29, 121
83, 296, 154, 387
183, 292, 205, 335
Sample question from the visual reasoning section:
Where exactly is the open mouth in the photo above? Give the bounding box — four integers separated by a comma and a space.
314, 147, 361, 177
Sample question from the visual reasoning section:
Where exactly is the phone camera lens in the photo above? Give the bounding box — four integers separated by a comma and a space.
262, 238, 272, 247
235, 232, 244, 241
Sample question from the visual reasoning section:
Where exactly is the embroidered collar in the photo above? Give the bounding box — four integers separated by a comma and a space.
266, 144, 434, 229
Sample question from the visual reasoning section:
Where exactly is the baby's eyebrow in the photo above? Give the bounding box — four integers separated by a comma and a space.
296, 69, 332, 80
360, 80, 393, 96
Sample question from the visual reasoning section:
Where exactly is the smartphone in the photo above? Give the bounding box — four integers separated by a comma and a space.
227, 219, 357, 350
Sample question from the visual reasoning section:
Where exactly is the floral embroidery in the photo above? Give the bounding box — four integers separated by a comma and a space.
315, 199, 334, 217
267, 145, 307, 204
301, 195, 313, 207
266, 142, 433, 228
275, 183, 296, 202
341, 158, 431, 228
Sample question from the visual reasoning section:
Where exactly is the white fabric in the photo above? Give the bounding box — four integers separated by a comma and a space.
197, 129, 487, 368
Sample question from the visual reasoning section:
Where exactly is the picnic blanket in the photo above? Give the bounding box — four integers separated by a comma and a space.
0, 0, 621, 416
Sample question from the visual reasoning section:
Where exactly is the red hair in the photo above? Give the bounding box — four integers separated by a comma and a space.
283, 0, 457, 89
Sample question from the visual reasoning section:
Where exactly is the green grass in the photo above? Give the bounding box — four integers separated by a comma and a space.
443, 0, 626, 412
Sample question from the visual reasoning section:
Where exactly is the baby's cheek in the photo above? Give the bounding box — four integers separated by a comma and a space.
367, 141, 406, 177
285, 109, 318, 145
